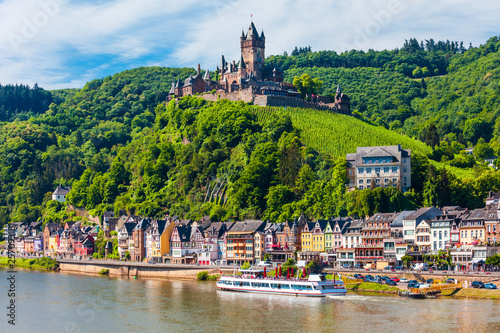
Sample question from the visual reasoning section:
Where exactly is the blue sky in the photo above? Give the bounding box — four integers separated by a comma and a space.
0, 0, 499, 90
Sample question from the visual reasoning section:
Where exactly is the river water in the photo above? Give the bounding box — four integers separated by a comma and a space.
1, 268, 500, 332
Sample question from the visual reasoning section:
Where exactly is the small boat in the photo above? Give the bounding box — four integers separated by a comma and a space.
217, 267, 347, 297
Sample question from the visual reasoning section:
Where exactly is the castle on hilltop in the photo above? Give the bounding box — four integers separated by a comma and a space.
168, 22, 350, 114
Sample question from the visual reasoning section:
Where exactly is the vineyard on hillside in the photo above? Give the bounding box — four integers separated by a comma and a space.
251, 106, 475, 179
251, 106, 432, 157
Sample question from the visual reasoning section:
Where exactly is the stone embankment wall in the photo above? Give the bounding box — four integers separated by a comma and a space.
59, 261, 224, 279
331, 269, 500, 283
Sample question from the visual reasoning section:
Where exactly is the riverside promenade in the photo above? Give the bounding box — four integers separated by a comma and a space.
57, 259, 233, 278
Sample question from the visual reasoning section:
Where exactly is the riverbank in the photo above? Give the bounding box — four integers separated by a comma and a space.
0, 256, 58, 270
441, 288, 500, 299
345, 282, 400, 294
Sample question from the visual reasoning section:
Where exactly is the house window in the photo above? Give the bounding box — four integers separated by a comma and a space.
392, 167, 398, 173
404, 168, 407, 173
403, 177, 407, 182
359, 186, 364, 190
488, 225, 491, 232
359, 168, 364, 173
384, 178, 389, 183
375, 179, 380, 184
366, 185, 371, 189
375, 168, 380, 173
384, 167, 389, 173
359, 179, 364, 184
366, 168, 372, 173
349, 169, 353, 176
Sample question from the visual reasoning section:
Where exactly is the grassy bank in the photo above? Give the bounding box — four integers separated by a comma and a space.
441, 288, 500, 299
0, 256, 58, 271
345, 282, 400, 294
197, 271, 221, 281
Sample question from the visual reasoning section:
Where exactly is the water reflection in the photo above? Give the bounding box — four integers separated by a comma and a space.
2, 268, 500, 333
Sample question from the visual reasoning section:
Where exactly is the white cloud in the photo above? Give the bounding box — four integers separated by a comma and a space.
0, 0, 499, 90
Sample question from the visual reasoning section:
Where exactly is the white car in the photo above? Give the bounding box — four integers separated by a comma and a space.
399, 278, 408, 283
419, 283, 430, 289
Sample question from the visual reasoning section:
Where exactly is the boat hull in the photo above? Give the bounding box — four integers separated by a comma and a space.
216, 277, 347, 297
217, 286, 347, 297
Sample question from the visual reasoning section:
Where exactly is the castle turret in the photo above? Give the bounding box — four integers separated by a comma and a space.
334, 83, 351, 114
240, 22, 265, 80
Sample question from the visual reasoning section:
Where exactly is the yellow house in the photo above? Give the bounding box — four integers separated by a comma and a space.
311, 220, 328, 252
460, 209, 486, 245
160, 220, 176, 257
49, 235, 58, 256
301, 223, 314, 252
151, 220, 176, 261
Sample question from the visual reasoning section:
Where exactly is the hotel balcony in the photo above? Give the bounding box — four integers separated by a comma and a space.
356, 244, 384, 248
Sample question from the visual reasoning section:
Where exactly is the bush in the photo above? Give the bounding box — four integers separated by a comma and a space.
240, 261, 251, 269
197, 271, 209, 280
98, 268, 110, 275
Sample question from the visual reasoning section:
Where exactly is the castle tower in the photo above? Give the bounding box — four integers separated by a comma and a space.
334, 84, 351, 114
240, 22, 265, 80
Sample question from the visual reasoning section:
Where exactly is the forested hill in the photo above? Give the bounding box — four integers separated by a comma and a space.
0, 36, 500, 229
269, 36, 500, 148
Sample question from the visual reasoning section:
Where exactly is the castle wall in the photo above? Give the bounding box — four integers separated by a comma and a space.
254, 95, 339, 112
200, 88, 255, 103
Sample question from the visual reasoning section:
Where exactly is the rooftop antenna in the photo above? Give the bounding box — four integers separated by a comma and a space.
251, 14, 253, 22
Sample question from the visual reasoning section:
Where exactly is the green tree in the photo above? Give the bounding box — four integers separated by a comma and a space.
292, 73, 323, 99
401, 255, 414, 268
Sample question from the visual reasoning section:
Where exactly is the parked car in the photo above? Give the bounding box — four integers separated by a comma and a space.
446, 278, 455, 284
471, 281, 485, 288
383, 266, 394, 270
385, 280, 397, 286
484, 283, 497, 289
419, 283, 430, 289
399, 278, 408, 283
148, 260, 156, 264
408, 282, 420, 289
390, 277, 400, 282
426, 279, 435, 284
364, 275, 374, 280
354, 274, 364, 279
395, 266, 403, 270
380, 276, 390, 281
354, 263, 363, 269
408, 280, 418, 285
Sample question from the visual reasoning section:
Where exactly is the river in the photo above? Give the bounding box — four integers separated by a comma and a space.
2, 268, 500, 332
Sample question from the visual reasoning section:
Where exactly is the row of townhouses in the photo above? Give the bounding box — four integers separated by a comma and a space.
4, 221, 98, 258
5, 192, 500, 268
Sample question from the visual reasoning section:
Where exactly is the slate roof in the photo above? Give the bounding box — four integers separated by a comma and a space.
227, 220, 266, 233
347, 145, 411, 166
133, 218, 151, 231
463, 208, 488, 221
53, 185, 71, 196
176, 224, 192, 242
45, 223, 62, 235
390, 210, 416, 227
122, 222, 137, 235
403, 207, 442, 222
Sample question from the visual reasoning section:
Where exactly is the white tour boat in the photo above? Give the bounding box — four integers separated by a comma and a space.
217, 268, 347, 297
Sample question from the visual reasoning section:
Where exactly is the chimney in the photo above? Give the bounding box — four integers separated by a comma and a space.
197, 64, 201, 75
